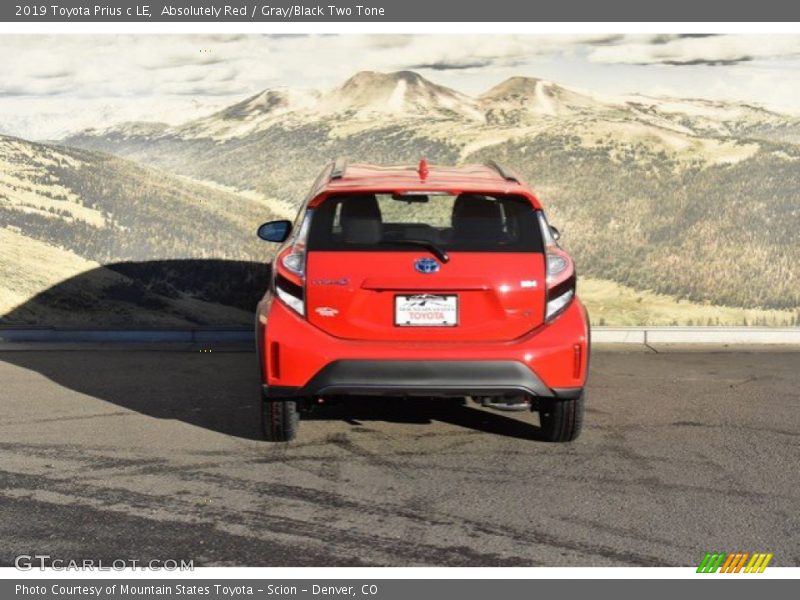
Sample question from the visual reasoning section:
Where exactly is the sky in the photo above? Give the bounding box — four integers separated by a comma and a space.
1, 34, 799, 140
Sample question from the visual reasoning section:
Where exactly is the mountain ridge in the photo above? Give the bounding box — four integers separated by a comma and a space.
66, 70, 799, 144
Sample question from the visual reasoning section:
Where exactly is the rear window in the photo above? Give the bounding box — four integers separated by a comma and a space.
307, 193, 544, 253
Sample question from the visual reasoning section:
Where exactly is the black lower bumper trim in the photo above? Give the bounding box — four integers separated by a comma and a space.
263, 359, 573, 399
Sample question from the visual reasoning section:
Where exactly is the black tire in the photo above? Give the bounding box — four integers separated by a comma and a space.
537, 391, 585, 442
261, 397, 300, 442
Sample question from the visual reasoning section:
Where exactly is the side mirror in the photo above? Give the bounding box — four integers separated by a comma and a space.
549, 225, 561, 241
257, 220, 292, 243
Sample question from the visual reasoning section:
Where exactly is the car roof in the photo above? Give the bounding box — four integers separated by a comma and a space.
307, 161, 542, 208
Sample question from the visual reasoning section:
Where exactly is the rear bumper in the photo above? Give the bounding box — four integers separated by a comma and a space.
263, 359, 583, 399
257, 294, 590, 398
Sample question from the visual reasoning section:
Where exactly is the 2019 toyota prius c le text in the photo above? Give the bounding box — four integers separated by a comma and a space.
255, 159, 590, 442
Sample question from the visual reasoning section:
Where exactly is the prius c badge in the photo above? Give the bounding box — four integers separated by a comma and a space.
415, 257, 440, 274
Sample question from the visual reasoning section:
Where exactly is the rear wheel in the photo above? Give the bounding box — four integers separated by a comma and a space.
261, 397, 300, 442
537, 391, 585, 442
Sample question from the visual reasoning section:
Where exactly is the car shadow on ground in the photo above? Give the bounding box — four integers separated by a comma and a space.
1, 259, 549, 443
1, 349, 549, 442
307, 397, 548, 441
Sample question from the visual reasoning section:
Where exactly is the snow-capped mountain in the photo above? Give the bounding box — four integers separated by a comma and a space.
318, 70, 485, 121
67, 70, 800, 146
172, 71, 485, 139
480, 76, 612, 119
177, 88, 321, 139
95, 71, 486, 142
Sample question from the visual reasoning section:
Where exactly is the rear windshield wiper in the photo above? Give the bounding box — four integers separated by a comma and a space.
378, 239, 450, 263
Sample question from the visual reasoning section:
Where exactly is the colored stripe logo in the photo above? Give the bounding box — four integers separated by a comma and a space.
697, 552, 773, 573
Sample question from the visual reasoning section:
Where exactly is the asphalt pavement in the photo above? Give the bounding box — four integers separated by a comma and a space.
0, 347, 798, 567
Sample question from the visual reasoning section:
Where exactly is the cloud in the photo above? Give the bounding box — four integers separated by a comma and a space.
589, 34, 800, 65
0, 78, 78, 97
383, 35, 732, 73
581, 34, 627, 46
0, 35, 288, 101
645, 34, 716, 45
662, 58, 750, 66
31, 67, 75, 80
362, 34, 412, 49
407, 59, 494, 71
13, 34, 790, 107
202, 34, 250, 43
140, 53, 229, 70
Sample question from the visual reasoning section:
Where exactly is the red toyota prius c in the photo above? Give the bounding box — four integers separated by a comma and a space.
255, 159, 590, 442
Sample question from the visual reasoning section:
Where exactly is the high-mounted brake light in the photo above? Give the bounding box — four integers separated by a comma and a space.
538, 212, 576, 322
275, 210, 312, 317
418, 157, 429, 181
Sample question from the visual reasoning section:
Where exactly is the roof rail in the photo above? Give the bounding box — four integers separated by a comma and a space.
485, 160, 519, 183
330, 157, 347, 180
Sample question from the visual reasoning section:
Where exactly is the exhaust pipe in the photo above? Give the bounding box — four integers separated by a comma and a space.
476, 396, 531, 412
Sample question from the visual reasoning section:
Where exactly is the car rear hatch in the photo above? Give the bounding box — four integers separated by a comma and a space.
304, 192, 546, 342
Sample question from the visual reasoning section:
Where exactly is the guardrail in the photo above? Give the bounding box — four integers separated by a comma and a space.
593, 327, 800, 345
1, 327, 799, 345
0, 328, 252, 344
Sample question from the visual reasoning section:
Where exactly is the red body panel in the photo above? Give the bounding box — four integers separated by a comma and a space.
256, 161, 589, 396
306, 251, 546, 341
258, 295, 589, 391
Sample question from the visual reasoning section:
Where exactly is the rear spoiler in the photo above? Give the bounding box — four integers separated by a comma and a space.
330, 157, 347, 180
485, 160, 520, 183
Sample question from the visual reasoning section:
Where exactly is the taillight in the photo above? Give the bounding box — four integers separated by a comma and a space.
275, 270, 305, 316
281, 211, 311, 278
538, 211, 576, 322
273, 210, 312, 317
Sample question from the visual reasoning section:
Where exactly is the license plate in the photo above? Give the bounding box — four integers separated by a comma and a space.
395, 294, 458, 327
